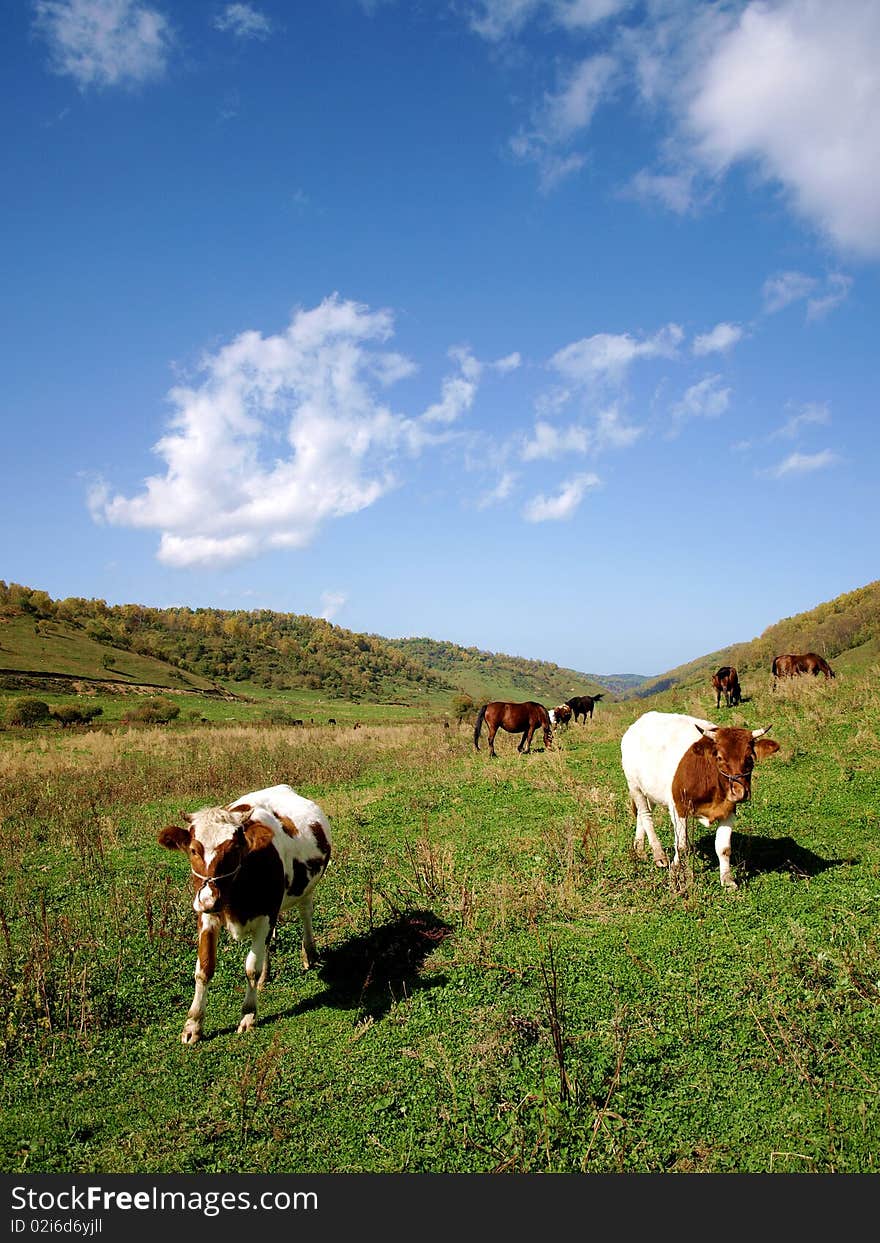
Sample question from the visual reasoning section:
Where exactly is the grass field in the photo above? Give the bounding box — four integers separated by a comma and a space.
1, 669, 878, 1173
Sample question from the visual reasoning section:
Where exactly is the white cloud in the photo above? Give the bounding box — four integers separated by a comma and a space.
772, 401, 830, 439
89, 296, 431, 568
686, 0, 880, 256
692, 322, 743, 356
762, 270, 817, 314
465, 0, 627, 42
671, 374, 731, 423
320, 590, 346, 621
550, 323, 683, 385
521, 403, 640, 460
764, 449, 839, 478
213, 4, 271, 40
477, 471, 518, 508
627, 167, 697, 214
33, 0, 172, 89
806, 273, 853, 321
523, 472, 600, 522
510, 54, 616, 190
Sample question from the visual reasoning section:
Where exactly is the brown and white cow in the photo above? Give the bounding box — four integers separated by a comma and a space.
549, 704, 573, 726
620, 711, 780, 888
158, 783, 332, 1044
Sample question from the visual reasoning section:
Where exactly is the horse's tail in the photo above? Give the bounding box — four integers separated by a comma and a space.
473, 704, 488, 750
593, 693, 604, 701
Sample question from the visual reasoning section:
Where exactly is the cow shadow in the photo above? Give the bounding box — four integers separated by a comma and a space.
694, 831, 857, 881
260, 909, 454, 1030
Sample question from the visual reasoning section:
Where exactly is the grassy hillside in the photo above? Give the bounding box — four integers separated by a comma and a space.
0, 614, 222, 695
387, 636, 643, 704
630, 580, 880, 700
1, 663, 877, 1173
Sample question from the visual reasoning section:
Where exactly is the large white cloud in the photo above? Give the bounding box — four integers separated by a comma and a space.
89, 297, 432, 568
685, 0, 880, 256
33, 0, 172, 88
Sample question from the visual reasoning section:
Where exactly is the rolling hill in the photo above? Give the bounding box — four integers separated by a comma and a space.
628, 579, 880, 698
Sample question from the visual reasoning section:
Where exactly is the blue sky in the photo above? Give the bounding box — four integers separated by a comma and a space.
3, 0, 879, 675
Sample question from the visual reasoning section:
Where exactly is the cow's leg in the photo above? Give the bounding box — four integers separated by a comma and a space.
714, 818, 737, 889
669, 808, 689, 869
183, 914, 219, 1045
295, 889, 319, 969
238, 916, 272, 1034
631, 790, 668, 866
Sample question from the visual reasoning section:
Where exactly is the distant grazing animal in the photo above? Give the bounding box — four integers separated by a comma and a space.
620, 711, 780, 889
772, 652, 835, 683
474, 700, 553, 758
549, 704, 573, 726
712, 666, 742, 709
566, 694, 604, 724
158, 783, 332, 1045
328, 718, 336, 725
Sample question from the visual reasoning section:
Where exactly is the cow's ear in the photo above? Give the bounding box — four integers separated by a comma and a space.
691, 736, 714, 756
754, 738, 781, 760
158, 824, 190, 852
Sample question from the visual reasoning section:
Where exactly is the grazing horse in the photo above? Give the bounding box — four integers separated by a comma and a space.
473, 701, 553, 757
772, 652, 835, 684
712, 666, 742, 709
566, 694, 604, 724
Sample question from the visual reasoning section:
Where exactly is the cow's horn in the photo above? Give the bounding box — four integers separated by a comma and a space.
752, 725, 772, 738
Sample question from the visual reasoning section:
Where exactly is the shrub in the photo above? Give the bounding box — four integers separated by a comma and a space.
121, 696, 180, 725
4, 697, 51, 727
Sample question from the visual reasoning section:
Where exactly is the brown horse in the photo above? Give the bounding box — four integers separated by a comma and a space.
473, 701, 553, 757
772, 652, 835, 683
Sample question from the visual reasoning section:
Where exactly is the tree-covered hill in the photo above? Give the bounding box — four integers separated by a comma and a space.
0, 582, 450, 701
385, 635, 645, 704
629, 579, 880, 699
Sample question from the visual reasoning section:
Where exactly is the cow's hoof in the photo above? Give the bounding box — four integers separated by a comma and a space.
721, 876, 738, 890
237, 1014, 256, 1034
181, 1025, 201, 1045
653, 856, 669, 869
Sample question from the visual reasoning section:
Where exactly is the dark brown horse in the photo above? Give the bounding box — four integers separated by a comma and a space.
473, 701, 553, 757
712, 666, 742, 708
772, 652, 835, 683
566, 693, 604, 723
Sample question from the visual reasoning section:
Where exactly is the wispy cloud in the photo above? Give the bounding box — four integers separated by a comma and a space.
465, 0, 628, 43
762, 270, 818, 314
550, 323, 683, 385
33, 0, 172, 89
320, 590, 346, 621
806, 273, 853, 321
772, 401, 830, 439
477, 471, 518, 508
763, 449, 839, 479
522, 471, 600, 522
213, 3, 271, 40
509, 54, 616, 191
670, 374, 731, 424
692, 321, 743, 356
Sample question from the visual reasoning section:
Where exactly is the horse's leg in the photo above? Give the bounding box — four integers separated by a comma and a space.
487, 723, 498, 757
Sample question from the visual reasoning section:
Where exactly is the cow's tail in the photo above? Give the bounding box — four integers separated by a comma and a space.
771, 656, 780, 678
473, 704, 488, 750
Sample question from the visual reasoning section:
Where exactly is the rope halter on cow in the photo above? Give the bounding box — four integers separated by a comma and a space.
190, 863, 242, 885
717, 767, 751, 798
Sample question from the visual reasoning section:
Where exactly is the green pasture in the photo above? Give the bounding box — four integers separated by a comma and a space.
0, 671, 878, 1173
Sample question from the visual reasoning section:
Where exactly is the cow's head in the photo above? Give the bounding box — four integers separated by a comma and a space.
159, 807, 256, 914
693, 724, 780, 803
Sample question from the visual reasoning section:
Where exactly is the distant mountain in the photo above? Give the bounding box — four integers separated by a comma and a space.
385, 635, 645, 703
628, 579, 880, 699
